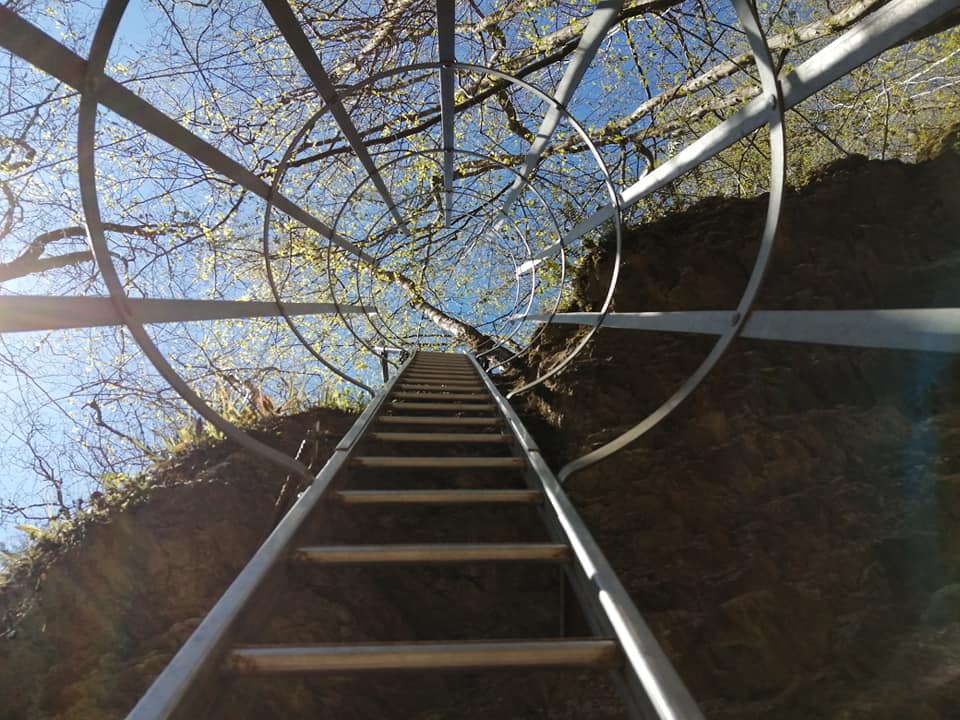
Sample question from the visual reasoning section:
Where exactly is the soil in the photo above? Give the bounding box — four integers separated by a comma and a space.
510, 147, 960, 718
2, 147, 960, 718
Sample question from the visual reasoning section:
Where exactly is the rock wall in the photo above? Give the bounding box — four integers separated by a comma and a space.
515, 148, 960, 718
0, 409, 354, 719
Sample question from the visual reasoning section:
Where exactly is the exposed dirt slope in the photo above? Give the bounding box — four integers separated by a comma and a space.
0, 409, 354, 719
511, 147, 960, 719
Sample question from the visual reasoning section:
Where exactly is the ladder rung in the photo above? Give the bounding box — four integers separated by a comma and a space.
351, 456, 524, 469
391, 391, 488, 400
408, 363, 474, 367
389, 402, 495, 411
406, 366, 475, 370
368, 432, 512, 443
410, 358, 473, 368
409, 366, 472, 371
291, 543, 571, 564
401, 380, 480, 386
402, 375, 479, 382
397, 383, 485, 391
400, 381, 481, 388
335, 489, 542, 505
407, 368, 473, 373
378, 416, 501, 425
226, 639, 619, 674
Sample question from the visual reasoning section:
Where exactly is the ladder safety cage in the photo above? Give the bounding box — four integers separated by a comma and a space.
0, 0, 958, 716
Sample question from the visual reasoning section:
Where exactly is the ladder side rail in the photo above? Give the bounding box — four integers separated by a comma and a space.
519, 458, 653, 720
465, 352, 706, 720
479, 362, 655, 719
126, 353, 414, 720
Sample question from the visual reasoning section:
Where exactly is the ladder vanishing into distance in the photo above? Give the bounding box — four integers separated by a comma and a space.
3, 0, 960, 716
128, 351, 703, 719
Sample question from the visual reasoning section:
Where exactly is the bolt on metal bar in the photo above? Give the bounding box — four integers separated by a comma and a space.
0, 7, 376, 265
0, 296, 372, 334
437, 0, 457, 228
261, 0, 413, 238
525, 0, 960, 262
522, 309, 960, 353
496, 0, 624, 223
125, 352, 414, 720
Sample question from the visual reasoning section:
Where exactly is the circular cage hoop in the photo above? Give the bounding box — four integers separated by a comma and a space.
265, 141, 560, 373
76, 0, 315, 480
75, 0, 782, 490
261, 60, 619, 377
556, 0, 788, 482
329, 148, 563, 364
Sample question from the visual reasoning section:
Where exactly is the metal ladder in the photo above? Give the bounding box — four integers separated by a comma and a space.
128, 351, 704, 719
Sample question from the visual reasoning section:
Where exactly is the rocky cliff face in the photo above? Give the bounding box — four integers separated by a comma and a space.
2, 147, 959, 719
515, 146, 960, 718
0, 409, 355, 719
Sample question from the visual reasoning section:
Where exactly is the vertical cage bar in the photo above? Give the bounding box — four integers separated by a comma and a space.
260, 0, 413, 238
437, 0, 457, 228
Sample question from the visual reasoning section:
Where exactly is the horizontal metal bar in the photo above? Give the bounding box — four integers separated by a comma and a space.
516, 255, 547, 276
125, 352, 413, 720
377, 416, 501, 425
397, 383, 486, 391
409, 360, 474, 366
291, 543, 570, 564
391, 392, 489, 400
0, 8, 375, 265
399, 380, 483, 386
387, 402, 496, 411
335, 489, 541, 504
0, 296, 371, 334
413, 357, 478, 367
226, 639, 620, 674
351, 456, 524, 469
405, 368, 476, 374
554, 0, 960, 251
368, 432, 511, 443
518, 242, 563, 269
520, 311, 730, 333
408, 360, 475, 366
524, 309, 960, 352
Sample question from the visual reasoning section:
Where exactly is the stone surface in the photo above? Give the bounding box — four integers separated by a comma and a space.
514, 148, 960, 717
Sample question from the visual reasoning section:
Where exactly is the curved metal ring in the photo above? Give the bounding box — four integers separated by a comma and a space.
262, 110, 376, 396
330, 151, 544, 359
282, 60, 622, 372
268, 118, 570, 364
336, 159, 540, 357
78, 0, 313, 480
557, 0, 787, 482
